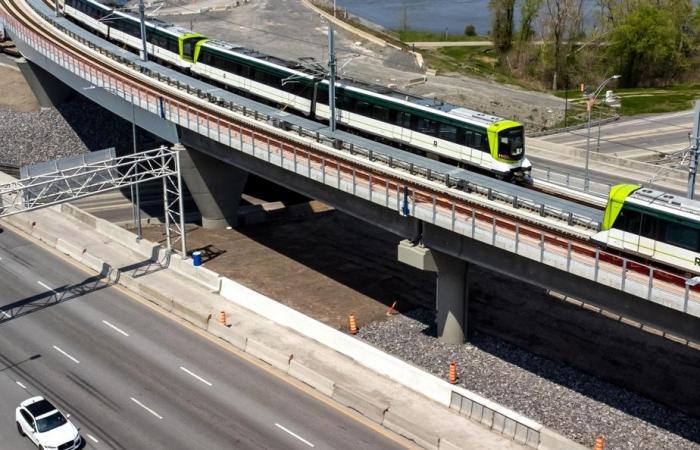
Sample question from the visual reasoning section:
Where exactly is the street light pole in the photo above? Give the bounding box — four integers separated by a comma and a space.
584, 74, 620, 190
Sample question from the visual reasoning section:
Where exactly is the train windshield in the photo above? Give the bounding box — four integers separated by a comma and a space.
498, 127, 524, 160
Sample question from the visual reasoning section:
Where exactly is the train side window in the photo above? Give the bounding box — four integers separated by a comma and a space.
617, 209, 641, 234
473, 132, 485, 151
438, 124, 457, 143
373, 106, 390, 123
416, 118, 437, 136
639, 214, 659, 240
356, 101, 372, 117
664, 222, 700, 252
316, 88, 328, 104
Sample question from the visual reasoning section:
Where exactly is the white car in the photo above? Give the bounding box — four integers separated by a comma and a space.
15, 396, 82, 450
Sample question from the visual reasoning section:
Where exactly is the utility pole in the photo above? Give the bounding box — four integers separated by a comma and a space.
139, 0, 148, 62
328, 20, 336, 132
687, 100, 700, 199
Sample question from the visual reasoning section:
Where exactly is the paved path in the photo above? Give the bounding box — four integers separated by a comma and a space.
0, 229, 408, 450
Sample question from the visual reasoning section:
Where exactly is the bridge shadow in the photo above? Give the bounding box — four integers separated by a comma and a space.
406, 307, 700, 444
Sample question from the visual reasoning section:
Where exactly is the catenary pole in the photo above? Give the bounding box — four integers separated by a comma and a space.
139, 0, 148, 62
687, 100, 700, 199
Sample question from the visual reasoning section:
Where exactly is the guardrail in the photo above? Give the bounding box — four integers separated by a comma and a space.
532, 166, 612, 198
3, 5, 700, 318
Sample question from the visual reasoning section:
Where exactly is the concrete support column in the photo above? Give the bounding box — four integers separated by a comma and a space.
434, 251, 468, 345
397, 240, 468, 344
174, 143, 248, 229
16, 58, 73, 108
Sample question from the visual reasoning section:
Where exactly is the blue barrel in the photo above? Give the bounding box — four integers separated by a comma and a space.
192, 251, 202, 267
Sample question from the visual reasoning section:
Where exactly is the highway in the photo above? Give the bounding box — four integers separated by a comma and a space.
0, 227, 409, 450
537, 109, 694, 158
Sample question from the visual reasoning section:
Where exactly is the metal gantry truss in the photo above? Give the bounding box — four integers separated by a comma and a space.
0, 146, 187, 255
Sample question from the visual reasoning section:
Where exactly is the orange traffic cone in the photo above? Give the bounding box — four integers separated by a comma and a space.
348, 314, 358, 335
593, 435, 605, 450
448, 361, 458, 384
386, 301, 398, 316
219, 311, 227, 326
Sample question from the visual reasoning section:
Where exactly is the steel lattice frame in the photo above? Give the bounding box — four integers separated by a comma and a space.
0, 146, 187, 255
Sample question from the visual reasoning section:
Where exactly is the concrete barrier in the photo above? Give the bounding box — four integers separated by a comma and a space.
332, 384, 389, 424
207, 321, 247, 351
383, 409, 440, 450
171, 297, 212, 329
4, 214, 34, 233
219, 277, 581, 448
81, 251, 105, 273
118, 272, 142, 295
539, 428, 587, 450
139, 283, 173, 312
31, 226, 58, 247
438, 439, 462, 450
168, 254, 222, 293
61, 203, 97, 228
245, 338, 292, 372
56, 238, 85, 261
287, 360, 335, 397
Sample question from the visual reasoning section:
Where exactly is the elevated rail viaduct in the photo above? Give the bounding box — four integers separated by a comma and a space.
1, 0, 699, 416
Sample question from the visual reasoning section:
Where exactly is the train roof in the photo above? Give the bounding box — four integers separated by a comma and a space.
94, 0, 515, 129
199, 39, 508, 127
627, 187, 700, 222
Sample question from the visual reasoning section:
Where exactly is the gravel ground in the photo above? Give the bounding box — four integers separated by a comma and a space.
0, 97, 160, 168
358, 309, 700, 450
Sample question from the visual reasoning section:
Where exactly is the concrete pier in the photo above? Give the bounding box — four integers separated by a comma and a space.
173, 143, 248, 229
398, 240, 467, 344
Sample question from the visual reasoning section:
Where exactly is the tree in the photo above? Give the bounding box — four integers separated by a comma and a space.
489, 0, 516, 52
541, 0, 583, 89
518, 0, 542, 43
464, 24, 477, 36
605, 5, 678, 86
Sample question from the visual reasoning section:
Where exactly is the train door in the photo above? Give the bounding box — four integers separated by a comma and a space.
617, 207, 642, 254
636, 213, 658, 258
398, 112, 412, 145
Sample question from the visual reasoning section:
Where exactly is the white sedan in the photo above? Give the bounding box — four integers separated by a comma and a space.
15, 396, 82, 450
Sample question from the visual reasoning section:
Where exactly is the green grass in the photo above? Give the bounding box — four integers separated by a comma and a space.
421, 46, 529, 88
396, 30, 488, 42
554, 85, 700, 116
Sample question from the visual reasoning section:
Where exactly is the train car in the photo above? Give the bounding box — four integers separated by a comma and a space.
61, 0, 205, 68
59, 0, 531, 180
592, 184, 700, 274
193, 40, 530, 180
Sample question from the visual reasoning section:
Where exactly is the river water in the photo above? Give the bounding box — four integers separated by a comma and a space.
334, 0, 697, 35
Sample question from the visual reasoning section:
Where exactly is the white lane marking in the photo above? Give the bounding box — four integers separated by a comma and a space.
16, 381, 27, 389
87, 434, 99, 443
38, 281, 59, 295
52, 346, 80, 364
275, 423, 315, 447
180, 366, 212, 386
102, 320, 129, 337
130, 397, 163, 420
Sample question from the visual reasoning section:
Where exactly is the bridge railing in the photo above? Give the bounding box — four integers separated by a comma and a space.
3, 6, 699, 318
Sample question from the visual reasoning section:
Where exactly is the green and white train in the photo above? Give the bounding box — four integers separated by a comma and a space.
59, 0, 532, 182
593, 184, 700, 274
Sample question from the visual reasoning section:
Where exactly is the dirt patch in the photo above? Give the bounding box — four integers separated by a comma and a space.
140, 211, 434, 330
0, 64, 39, 112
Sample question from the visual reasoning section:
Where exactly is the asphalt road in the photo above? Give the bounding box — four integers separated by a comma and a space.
537, 109, 694, 157
0, 228, 409, 450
